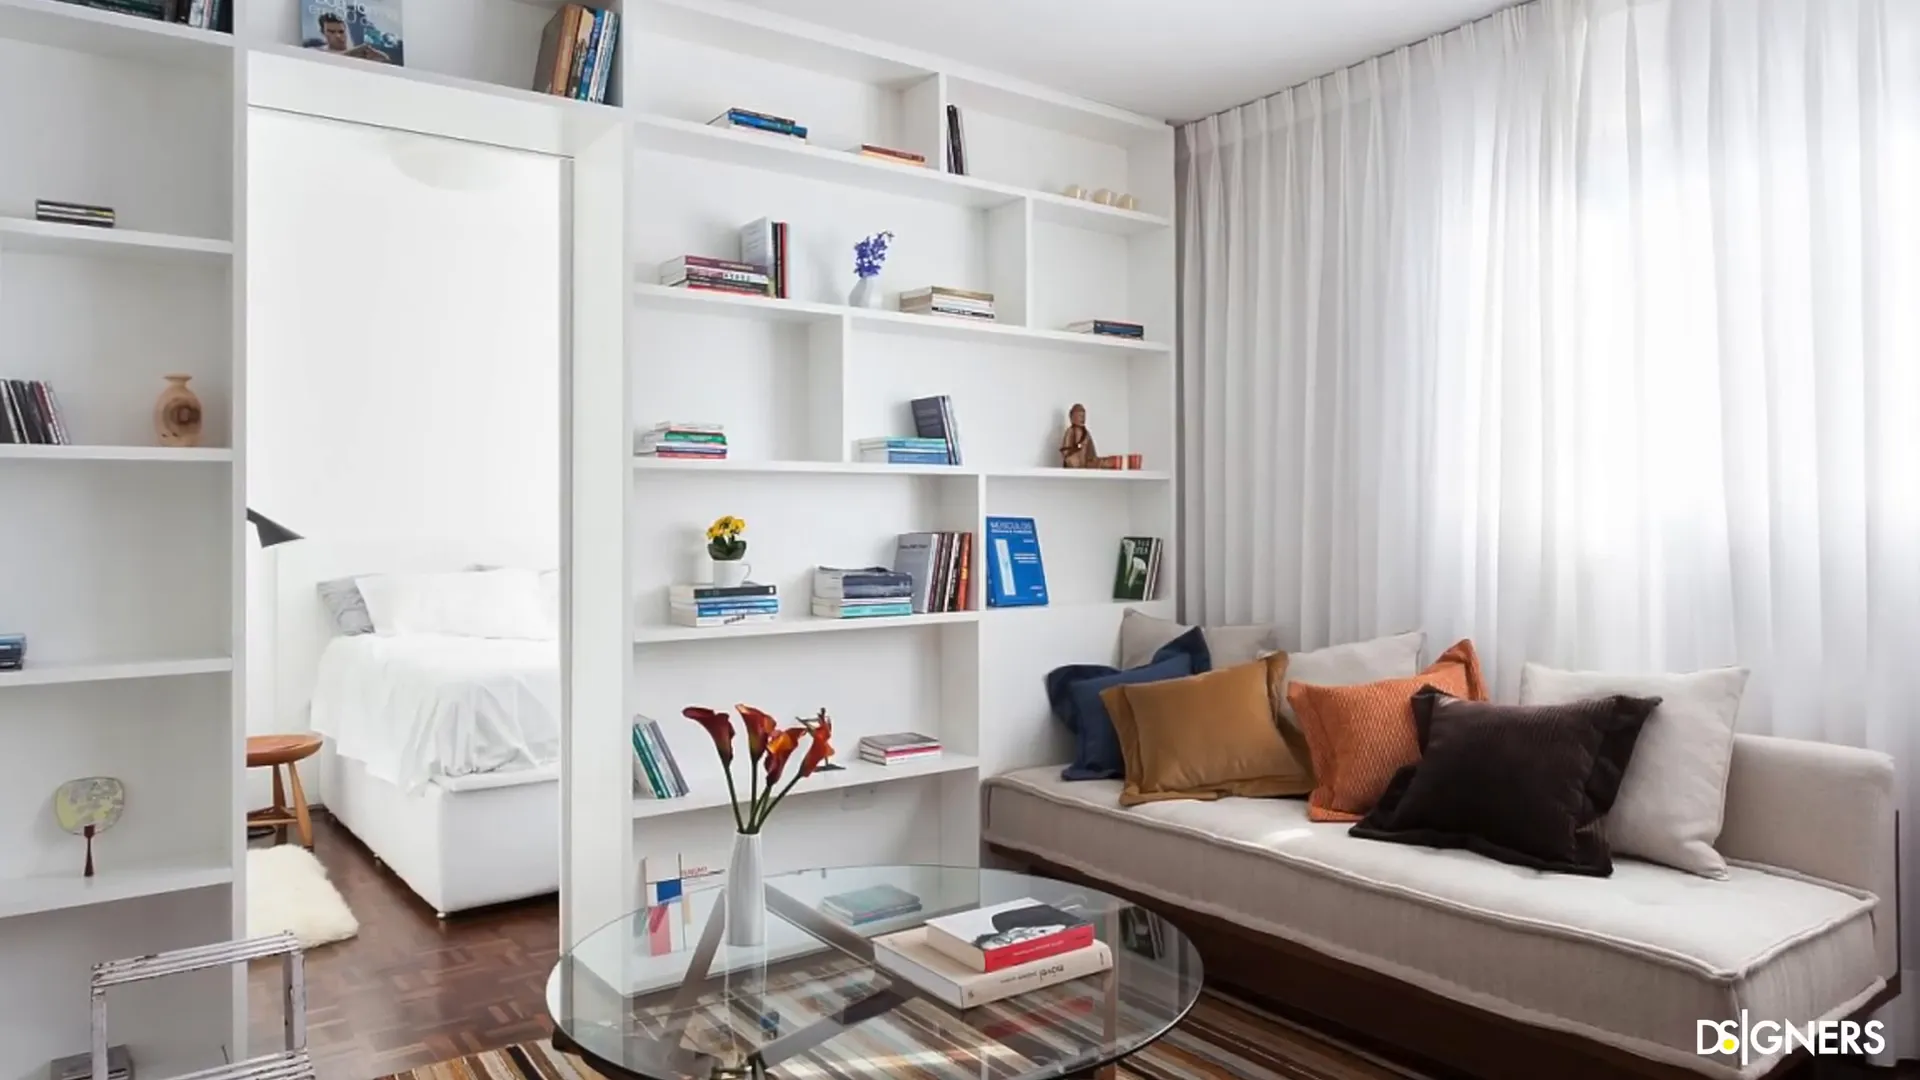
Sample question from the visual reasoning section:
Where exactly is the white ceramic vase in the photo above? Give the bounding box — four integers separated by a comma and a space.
711, 558, 751, 588
725, 831, 766, 947
848, 275, 882, 309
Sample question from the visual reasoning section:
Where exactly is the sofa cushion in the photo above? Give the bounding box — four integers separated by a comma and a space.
1118, 609, 1279, 670
1275, 630, 1426, 723
1104, 655, 1313, 806
983, 769, 1883, 1080
1047, 628, 1211, 781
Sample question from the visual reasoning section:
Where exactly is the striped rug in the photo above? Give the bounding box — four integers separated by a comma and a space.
379, 991, 1427, 1080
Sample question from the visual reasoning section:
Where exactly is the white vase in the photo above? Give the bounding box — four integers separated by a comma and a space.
711, 559, 751, 588
848, 276, 882, 309
725, 831, 766, 948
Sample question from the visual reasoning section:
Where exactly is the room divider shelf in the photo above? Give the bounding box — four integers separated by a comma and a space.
0, 864, 233, 920
0, 0, 231, 69
635, 610, 980, 644
0, 658, 233, 690
0, 217, 233, 262
630, 754, 980, 820
0, 445, 234, 462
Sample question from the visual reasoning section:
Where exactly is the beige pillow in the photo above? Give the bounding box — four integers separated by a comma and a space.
1117, 608, 1279, 670
1104, 655, 1314, 807
1275, 630, 1426, 723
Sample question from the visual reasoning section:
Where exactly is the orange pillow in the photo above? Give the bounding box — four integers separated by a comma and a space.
1288, 639, 1486, 823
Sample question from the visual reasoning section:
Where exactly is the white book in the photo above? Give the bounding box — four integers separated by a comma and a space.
667, 611, 778, 628
872, 927, 1111, 1009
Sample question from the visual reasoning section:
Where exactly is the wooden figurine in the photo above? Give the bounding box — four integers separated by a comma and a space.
1060, 403, 1098, 468
154, 374, 204, 448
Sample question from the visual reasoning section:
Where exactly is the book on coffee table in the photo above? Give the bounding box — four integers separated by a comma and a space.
873, 926, 1111, 1009
923, 898, 1094, 972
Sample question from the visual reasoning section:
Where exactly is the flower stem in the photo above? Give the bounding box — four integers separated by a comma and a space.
756, 769, 808, 828
720, 761, 745, 833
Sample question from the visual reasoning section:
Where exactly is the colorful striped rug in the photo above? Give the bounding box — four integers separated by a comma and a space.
378, 991, 1428, 1080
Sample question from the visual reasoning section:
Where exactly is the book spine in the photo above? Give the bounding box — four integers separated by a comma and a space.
672, 585, 775, 598
566, 9, 591, 97
945, 104, 966, 175
678, 255, 766, 274
592, 11, 619, 103
649, 721, 690, 796
631, 725, 666, 798
956, 532, 972, 611
578, 10, 603, 100
981, 923, 1096, 972
640, 722, 679, 796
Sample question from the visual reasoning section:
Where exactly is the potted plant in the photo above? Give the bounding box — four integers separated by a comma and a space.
684, 706, 835, 946
848, 230, 893, 309
706, 514, 750, 587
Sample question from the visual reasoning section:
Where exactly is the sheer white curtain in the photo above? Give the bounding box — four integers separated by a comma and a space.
1178, 0, 1920, 1029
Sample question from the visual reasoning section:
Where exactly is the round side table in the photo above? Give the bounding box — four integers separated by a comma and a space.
246, 734, 322, 849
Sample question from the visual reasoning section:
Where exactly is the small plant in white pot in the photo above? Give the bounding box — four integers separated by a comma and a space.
706, 514, 750, 587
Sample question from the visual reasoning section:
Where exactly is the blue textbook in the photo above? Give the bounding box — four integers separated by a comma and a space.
985, 516, 1048, 607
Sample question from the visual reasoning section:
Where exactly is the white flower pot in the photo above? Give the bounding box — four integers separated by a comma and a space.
711, 559, 751, 588
848, 276, 882, 309
725, 831, 765, 947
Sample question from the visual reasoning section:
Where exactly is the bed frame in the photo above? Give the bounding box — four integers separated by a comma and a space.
255, 535, 560, 916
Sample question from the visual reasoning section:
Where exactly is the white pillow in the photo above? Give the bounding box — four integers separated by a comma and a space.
1519, 662, 1748, 879
1118, 609, 1280, 669
355, 568, 554, 640
1276, 631, 1427, 723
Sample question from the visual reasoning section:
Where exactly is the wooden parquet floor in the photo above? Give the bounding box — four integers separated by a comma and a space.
245, 811, 559, 1080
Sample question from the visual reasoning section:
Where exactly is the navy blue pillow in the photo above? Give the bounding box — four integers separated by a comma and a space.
1047, 627, 1212, 781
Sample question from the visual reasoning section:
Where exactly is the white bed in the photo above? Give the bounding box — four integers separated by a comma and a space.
257, 536, 562, 916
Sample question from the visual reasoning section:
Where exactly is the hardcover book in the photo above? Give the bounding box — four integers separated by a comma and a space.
874, 927, 1111, 1010
302, 0, 403, 65
1112, 536, 1161, 601
923, 898, 1094, 972
984, 517, 1048, 607
820, 883, 922, 925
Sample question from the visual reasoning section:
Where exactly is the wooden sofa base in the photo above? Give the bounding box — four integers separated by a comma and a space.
990, 844, 1901, 1080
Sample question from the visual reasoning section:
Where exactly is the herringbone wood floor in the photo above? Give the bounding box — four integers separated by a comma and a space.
246, 811, 558, 1080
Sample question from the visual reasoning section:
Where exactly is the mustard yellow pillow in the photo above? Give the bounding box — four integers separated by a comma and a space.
1104, 655, 1315, 807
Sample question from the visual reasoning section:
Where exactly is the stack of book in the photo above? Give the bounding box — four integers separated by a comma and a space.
533, 4, 619, 103
909, 395, 962, 465
670, 583, 778, 628
892, 531, 972, 613
873, 898, 1112, 1009
710, 107, 807, 140
858, 732, 942, 766
858, 144, 926, 167
0, 634, 24, 672
901, 287, 994, 321
811, 567, 913, 619
632, 716, 689, 799
1067, 318, 1146, 339
659, 256, 769, 297
637, 422, 726, 460
1, 380, 70, 445
1112, 536, 1165, 601
821, 883, 922, 926
35, 199, 113, 230
854, 437, 951, 466
738, 218, 788, 299
79, 0, 218, 28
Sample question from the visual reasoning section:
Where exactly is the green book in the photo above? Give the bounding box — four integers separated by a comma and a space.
1113, 537, 1156, 601
632, 722, 668, 798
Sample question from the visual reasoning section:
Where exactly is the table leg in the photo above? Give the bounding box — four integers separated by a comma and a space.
271, 765, 288, 845
287, 760, 314, 849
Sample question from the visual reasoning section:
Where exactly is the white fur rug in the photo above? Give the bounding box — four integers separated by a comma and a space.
247, 845, 360, 949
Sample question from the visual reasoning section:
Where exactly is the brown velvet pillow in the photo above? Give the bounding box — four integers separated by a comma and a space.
1288, 639, 1486, 823
1104, 655, 1314, 807
1350, 688, 1660, 876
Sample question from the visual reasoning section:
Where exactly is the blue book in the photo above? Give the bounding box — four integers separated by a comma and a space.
688, 600, 780, 614
301, 0, 404, 66
985, 516, 1048, 607
884, 454, 953, 464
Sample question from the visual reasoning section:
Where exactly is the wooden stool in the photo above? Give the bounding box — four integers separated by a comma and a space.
247, 734, 322, 849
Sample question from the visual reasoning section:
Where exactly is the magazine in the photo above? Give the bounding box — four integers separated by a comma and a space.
302, 0, 405, 66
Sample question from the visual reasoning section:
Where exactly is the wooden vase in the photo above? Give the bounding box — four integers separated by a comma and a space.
154, 374, 203, 448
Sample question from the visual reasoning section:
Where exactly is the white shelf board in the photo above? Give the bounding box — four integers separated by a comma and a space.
0, 445, 233, 463
0, 657, 233, 690
638, 0, 935, 86
0, 0, 232, 70
986, 467, 1172, 482
631, 754, 979, 820
633, 283, 1169, 353
1028, 190, 1173, 236
0, 863, 232, 920
945, 72, 1169, 146
0, 217, 232, 261
635, 610, 979, 644
635, 457, 969, 478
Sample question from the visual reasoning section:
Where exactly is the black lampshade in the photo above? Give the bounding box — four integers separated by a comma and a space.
247, 509, 303, 548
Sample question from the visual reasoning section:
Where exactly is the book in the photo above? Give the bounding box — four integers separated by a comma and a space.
710, 110, 808, 139
945, 104, 967, 175
632, 720, 669, 798
668, 611, 777, 628
1113, 536, 1161, 601
984, 517, 1048, 607
811, 599, 913, 619
1066, 319, 1147, 338
861, 748, 943, 765
908, 395, 961, 465
0, 380, 69, 445
812, 567, 913, 598
822, 884, 922, 925
874, 927, 1110, 1009
860, 733, 940, 750
302, 0, 403, 65
674, 601, 779, 617
670, 584, 775, 602
924, 898, 1095, 973
737, 219, 790, 299
646, 719, 690, 796
858, 145, 928, 166
901, 286, 995, 303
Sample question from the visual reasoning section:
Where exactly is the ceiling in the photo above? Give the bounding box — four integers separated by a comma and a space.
728, 0, 1523, 123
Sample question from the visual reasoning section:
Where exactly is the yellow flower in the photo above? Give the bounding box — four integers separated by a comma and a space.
708, 515, 746, 540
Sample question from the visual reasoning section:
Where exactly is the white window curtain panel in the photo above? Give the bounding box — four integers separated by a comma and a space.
1178, 0, 1920, 1043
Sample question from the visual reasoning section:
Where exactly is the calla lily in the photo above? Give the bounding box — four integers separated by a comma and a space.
762, 726, 807, 786
738, 703, 778, 762
682, 706, 735, 764
797, 712, 835, 779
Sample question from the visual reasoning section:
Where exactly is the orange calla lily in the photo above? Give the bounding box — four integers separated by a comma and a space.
797, 711, 835, 779
682, 706, 735, 764
762, 726, 807, 786
738, 704, 778, 762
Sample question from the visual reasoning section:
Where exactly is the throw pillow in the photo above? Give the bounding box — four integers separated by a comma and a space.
1117, 609, 1279, 670
1103, 654, 1314, 806
1519, 663, 1748, 878
1288, 639, 1486, 822
1047, 628, 1211, 781
355, 568, 554, 639
1276, 630, 1426, 724
1350, 688, 1660, 876
317, 576, 376, 636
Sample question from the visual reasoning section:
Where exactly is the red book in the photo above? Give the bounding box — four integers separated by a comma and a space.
923, 899, 1095, 973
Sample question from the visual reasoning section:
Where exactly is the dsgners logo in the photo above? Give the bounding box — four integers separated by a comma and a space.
1697, 1012, 1885, 1065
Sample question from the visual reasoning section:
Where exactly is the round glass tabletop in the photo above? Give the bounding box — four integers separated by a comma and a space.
547, 864, 1203, 1080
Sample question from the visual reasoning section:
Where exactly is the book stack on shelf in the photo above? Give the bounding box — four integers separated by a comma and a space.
632, 716, 689, 800
873, 898, 1113, 1009
0, 634, 24, 672
821, 883, 922, 926
670, 582, 778, 628
855, 437, 950, 466
1067, 319, 1146, 340
637, 422, 726, 460
1, 380, 70, 445
892, 531, 972, 613
902, 287, 994, 322
738, 218, 789, 299
659, 256, 769, 297
35, 199, 113, 230
908, 395, 962, 464
985, 516, 1049, 608
811, 567, 913, 620
857, 144, 926, 168
710, 107, 806, 141
1112, 536, 1165, 602
858, 732, 942, 766
533, 3, 620, 103
78, 0, 223, 29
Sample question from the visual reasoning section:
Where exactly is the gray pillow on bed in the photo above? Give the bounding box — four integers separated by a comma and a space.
317, 577, 376, 636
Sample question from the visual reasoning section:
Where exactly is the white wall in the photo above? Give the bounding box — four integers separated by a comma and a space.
243, 111, 565, 799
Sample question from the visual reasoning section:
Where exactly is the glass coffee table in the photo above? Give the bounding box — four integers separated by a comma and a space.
547, 864, 1203, 1080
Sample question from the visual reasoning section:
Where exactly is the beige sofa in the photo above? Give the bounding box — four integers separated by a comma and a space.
983, 734, 1898, 1080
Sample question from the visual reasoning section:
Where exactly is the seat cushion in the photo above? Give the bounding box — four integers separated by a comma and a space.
983, 768, 1884, 1079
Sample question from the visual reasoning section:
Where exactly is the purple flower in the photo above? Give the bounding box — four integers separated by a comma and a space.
853, 231, 894, 278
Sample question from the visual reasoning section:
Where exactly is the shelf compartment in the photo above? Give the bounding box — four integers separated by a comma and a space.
0, 657, 232, 690
0, 445, 232, 462
0, 0, 232, 70
0, 863, 231, 920
635, 610, 979, 644
631, 754, 978, 820
0, 217, 232, 262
